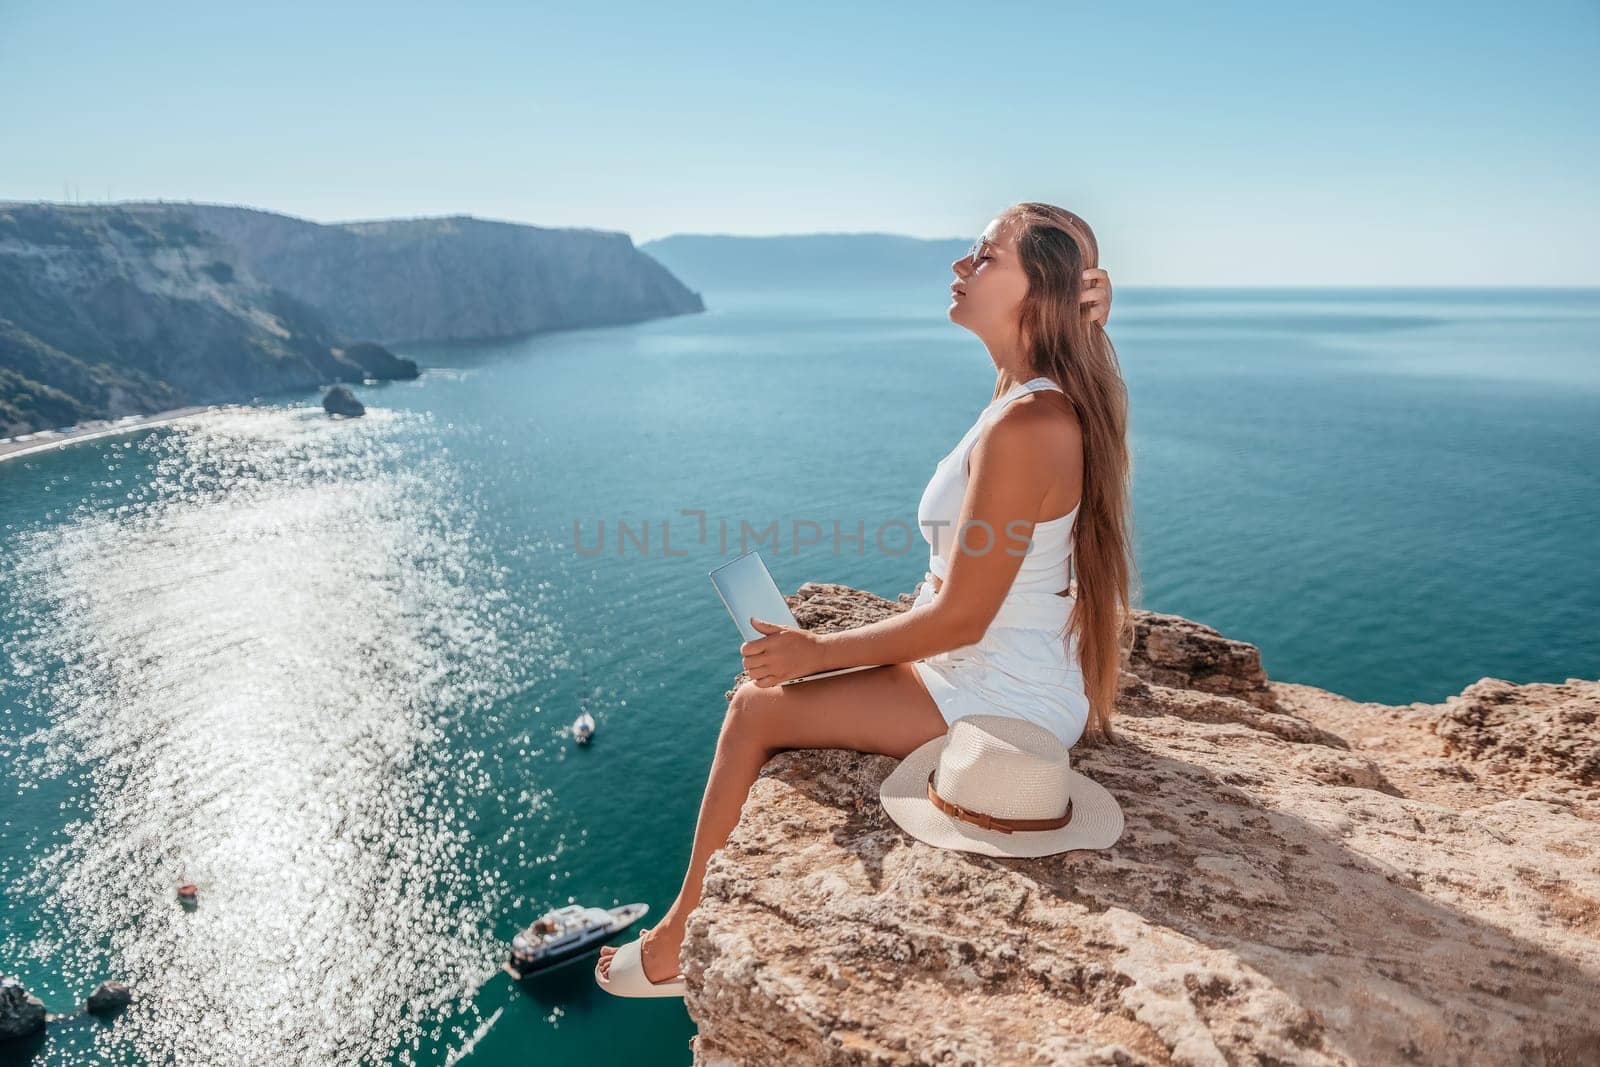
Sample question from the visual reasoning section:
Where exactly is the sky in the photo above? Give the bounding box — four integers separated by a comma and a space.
2, 1, 1596, 285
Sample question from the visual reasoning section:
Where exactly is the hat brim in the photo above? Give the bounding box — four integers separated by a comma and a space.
879, 731, 1124, 858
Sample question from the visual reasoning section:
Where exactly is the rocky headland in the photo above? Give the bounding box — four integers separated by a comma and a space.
683, 580, 1600, 1066
0, 201, 704, 437
181, 203, 704, 344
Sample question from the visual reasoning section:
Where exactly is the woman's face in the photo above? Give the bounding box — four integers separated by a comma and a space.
948, 217, 1029, 345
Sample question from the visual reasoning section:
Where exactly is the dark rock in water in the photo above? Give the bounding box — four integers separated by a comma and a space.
322, 386, 365, 417
85, 980, 131, 1015
339, 341, 420, 381
0, 975, 46, 1040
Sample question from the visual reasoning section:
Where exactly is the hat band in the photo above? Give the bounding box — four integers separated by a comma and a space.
926, 770, 1073, 834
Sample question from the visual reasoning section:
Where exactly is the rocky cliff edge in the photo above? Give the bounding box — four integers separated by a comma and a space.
683, 581, 1600, 1066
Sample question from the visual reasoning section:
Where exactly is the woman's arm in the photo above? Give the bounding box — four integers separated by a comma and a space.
741, 572, 978, 686
818, 406, 1061, 668
739, 407, 1065, 686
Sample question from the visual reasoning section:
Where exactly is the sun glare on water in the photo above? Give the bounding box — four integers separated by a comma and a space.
1, 406, 557, 1064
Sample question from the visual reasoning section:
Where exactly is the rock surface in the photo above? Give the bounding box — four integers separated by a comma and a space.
85, 980, 132, 1015
321, 385, 365, 417
0, 976, 46, 1041
338, 340, 420, 381
684, 580, 1600, 1066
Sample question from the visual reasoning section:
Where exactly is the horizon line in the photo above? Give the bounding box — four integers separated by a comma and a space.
5, 198, 1597, 289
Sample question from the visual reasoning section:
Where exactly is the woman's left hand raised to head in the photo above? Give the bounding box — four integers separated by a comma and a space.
741, 617, 828, 687
1081, 267, 1112, 327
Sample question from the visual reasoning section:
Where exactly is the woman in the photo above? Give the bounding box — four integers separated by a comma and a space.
597, 202, 1136, 996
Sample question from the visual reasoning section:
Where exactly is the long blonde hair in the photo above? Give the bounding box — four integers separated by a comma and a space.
1000, 202, 1139, 744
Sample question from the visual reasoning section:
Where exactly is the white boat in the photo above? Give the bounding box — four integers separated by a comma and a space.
572, 662, 597, 743
502, 902, 648, 977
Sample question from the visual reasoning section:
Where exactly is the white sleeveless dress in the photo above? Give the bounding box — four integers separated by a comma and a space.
910, 376, 1090, 749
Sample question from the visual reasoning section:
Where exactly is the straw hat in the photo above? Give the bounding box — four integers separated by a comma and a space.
879, 715, 1123, 858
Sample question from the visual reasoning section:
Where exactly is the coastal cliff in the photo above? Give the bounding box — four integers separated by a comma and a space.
172, 203, 704, 345
0, 204, 384, 436
683, 581, 1600, 1065
0, 202, 704, 436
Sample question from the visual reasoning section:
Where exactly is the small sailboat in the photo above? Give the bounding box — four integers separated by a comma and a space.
572, 709, 595, 744
503, 902, 649, 978
571, 661, 597, 744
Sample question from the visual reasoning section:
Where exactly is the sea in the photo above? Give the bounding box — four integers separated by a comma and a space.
1, 285, 1596, 1065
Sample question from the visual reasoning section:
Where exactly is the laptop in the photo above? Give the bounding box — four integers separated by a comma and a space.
707, 550, 884, 685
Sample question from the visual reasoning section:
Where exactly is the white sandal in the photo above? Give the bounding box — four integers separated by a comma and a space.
594, 927, 686, 998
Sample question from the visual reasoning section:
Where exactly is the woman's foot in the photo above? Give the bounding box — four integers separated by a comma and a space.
597, 922, 683, 984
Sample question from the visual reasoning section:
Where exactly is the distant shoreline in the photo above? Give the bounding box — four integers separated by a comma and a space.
0, 405, 223, 465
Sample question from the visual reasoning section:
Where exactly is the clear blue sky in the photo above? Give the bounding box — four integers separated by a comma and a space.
3, 1, 1596, 284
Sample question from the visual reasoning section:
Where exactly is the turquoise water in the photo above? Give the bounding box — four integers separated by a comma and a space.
1, 286, 1596, 1064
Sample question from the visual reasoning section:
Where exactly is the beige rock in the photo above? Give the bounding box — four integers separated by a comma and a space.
685, 582, 1600, 1065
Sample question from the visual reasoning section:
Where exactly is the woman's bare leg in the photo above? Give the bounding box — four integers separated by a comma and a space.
597, 661, 946, 983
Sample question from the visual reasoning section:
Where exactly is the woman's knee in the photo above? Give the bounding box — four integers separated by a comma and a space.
723, 679, 775, 743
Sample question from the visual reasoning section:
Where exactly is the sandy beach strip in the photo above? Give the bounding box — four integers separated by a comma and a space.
0, 405, 224, 465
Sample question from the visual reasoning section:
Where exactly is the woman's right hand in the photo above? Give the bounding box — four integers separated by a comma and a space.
1081, 267, 1113, 326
